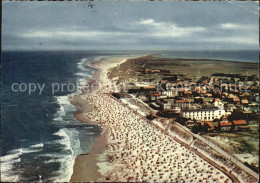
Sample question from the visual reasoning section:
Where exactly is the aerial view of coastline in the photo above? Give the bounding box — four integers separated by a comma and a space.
1, 1, 259, 183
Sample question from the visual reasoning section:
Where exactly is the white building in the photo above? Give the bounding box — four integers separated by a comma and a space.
181, 107, 225, 121
214, 100, 224, 109
162, 90, 174, 97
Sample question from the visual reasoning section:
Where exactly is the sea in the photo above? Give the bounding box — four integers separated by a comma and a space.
1, 50, 258, 182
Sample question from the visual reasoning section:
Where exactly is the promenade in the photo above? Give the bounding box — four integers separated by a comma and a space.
109, 93, 240, 183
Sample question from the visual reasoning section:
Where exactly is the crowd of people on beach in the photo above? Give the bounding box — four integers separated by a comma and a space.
79, 85, 232, 182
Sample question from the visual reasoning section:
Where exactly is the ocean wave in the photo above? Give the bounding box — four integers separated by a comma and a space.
55, 105, 66, 117
76, 58, 92, 87
8, 145, 43, 155
48, 56, 99, 181
54, 95, 76, 120
84, 126, 94, 129
51, 92, 83, 181
85, 132, 95, 135
53, 116, 63, 121
52, 128, 82, 182
1, 53, 102, 182
0, 153, 20, 182
30, 143, 44, 148
56, 95, 71, 106
0, 142, 44, 182
76, 72, 91, 78
77, 58, 88, 71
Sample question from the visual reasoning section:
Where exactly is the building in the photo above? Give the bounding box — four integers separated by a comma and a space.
233, 120, 250, 131
217, 116, 232, 131
226, 104, 236, 113
218, 122, 233, 131
217, 119, 250, 132
173, 99, 190, 109
148, 93, 161, 101
140, 86, 157, 94
183, 90, 192, 98
204, 93, 213, 98
201, 121, 215, 132
222, 92, 228, 99
241, 99, 248, 106
232, 96, 240, 103
239, 92, 250, 100
194, 97, 204, 104
162, 90, 174, 97
241, 110, 253, 120
181, 107, 225, 121
228, 94, 240, 104
213, 98, 224, 109
171, 107, 181, 113
157, 99, 182, 111
157, 99, 171, 110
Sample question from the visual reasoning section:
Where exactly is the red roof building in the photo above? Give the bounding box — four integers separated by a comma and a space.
150, 93, 161, 97
175, 99, 189, 103
239, 126, 250, 129
232, 97, 240, 103
143, 86, 156, 90
233, 120, 250, 131
241, 99, 248, 105
218, 122, 232, 132
233, 120, 247, 125
201, 121, 214, 131
219, 122, 233, 126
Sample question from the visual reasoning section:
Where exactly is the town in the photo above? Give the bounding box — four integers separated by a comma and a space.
126, 69, 259, 134
125, 69, 259, 132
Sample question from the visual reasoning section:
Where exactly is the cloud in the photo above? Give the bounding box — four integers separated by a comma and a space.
2, 2, 258, 51
18, 19, 206, 41
19, 30, 138, 40
139, 19, 154, 25
219, 23, 257, 30
220, 23, 240, 29
20, 31, 106, 39
137, 19, 206, 38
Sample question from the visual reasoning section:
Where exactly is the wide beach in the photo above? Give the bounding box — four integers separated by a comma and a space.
70, 56, 133, 182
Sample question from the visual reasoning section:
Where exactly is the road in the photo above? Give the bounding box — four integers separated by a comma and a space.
174, 122, 259, 180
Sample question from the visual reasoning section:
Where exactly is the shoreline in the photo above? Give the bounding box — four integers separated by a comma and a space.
69, 56, 136, 182
69, 126, 109, 182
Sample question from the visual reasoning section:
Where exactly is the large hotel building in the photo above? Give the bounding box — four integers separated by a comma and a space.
181, 107, 225, 121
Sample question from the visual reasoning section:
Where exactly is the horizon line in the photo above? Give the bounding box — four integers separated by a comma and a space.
2, 49, 259, 52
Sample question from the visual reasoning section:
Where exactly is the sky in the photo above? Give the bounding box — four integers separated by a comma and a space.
2, 1, 259, 51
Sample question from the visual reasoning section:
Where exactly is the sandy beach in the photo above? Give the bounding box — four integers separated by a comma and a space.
68, 56, 240, 182
70, 126, 109, 182
69, 56, 134, 182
